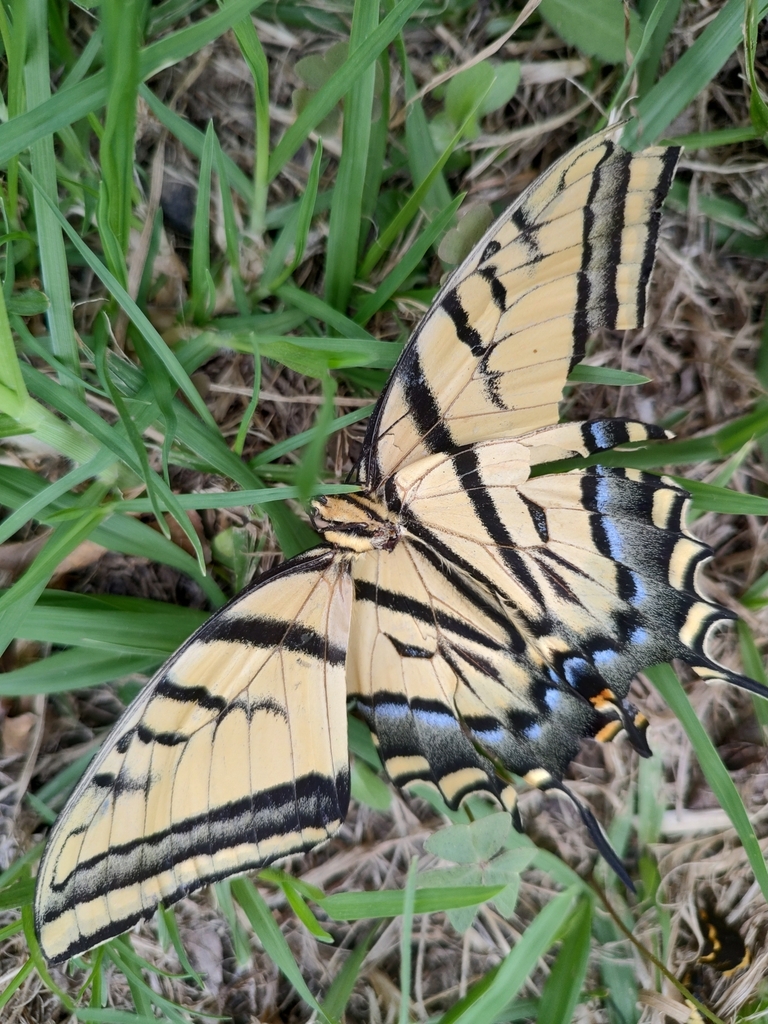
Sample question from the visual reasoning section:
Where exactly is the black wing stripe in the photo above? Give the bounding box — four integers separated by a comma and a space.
205, 615, 346, 667
41, 769, 349, 954
637, 145, 679, 321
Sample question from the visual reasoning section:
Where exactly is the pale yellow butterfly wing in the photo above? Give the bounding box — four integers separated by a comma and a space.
35, 549, 352, 964
360, 131, 679, 488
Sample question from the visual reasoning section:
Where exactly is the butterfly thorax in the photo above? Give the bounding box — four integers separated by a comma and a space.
311, 492, 399, 553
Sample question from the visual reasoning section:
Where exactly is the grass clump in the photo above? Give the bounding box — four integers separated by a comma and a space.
0, 1, 768, 1021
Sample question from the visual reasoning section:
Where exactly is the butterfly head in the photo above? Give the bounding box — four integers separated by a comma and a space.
311, 492, 399, 553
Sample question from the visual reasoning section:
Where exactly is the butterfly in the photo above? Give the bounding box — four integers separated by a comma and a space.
34, 128, 766, 965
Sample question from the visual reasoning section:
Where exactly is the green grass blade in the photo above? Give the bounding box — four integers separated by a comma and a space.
396, 35, 452, 222
636, 0, 683, 97
190, 120, 216, 323
213, 133, 248, 314
437, 888, 579, 1024
324, 0, 379, 314
354, 195, 462, 324
0, 456, 105, 545
92, 319, 175, 541
0, 505, 109, 657
100, 0, 141, 270
645, 664, 768, 903
360, 54, 389, 236
296, 374, 337, 504
671, 477, 768, 516
232, 337, 261, 456
267, 0, 425, 180
665, 126, 760, 148
319, 884, 505, 920
567, 364, 651, 386
229, 878, 331, 1023
358, 93, 483, 279
0, 648, 160, 696
262, 140, 323, 292
319, 928, 376, 1021
0, 0, 268, 165
10, 590, 207, 656
276, 283, 376, 340
251, 404, 373, 467
737, 621, 768, 739
288, 139, 323, 274
0, 286, 31, 417
0, 464, 225, 603
19, 164, 218, 430
208, 331, 400, 372
139, 82, 252, 199
536, 898, 592, 1024
24, 0, 80, 395
536, 403, 768, 478
227, 4, 270, 234
399, 857, 418, 1024
115, 484, 356, 512
622, 0, 768, 148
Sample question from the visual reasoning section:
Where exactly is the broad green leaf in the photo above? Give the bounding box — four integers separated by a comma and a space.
438, 204, 493, 265
481, 61, 521, 115
539, 0, 642, 64
351, 758, 392, 811
425, 813, 512, 864
445, 61, 495, 135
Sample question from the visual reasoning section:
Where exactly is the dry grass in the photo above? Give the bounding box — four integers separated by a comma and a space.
2, 2, 768, 1022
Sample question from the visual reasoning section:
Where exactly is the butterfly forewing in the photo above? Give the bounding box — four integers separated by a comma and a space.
35, 549, 352, 964
360, 131, 679, 488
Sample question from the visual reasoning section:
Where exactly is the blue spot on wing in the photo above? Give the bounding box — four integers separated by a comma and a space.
471, 724, 506, 745
375, 702, 410, 719
591, 422, 612, 450
564, 658, 591, 687
543, 687, 562, 709
630, 571, 646, 606
523, 722, 542, 741
595, 477, 611, 513
629, 626, 648, 645
593, 648, 617, 667
413, 707, 459, 729
603, 519, 623, 559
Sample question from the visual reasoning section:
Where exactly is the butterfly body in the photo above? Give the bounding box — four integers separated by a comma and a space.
35, 130, 768, 965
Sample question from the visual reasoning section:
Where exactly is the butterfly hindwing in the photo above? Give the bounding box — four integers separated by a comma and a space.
35, 548, 352, 964
388, 422, 754, 741
346, 538, 603, 812
361, 130, 680, 488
